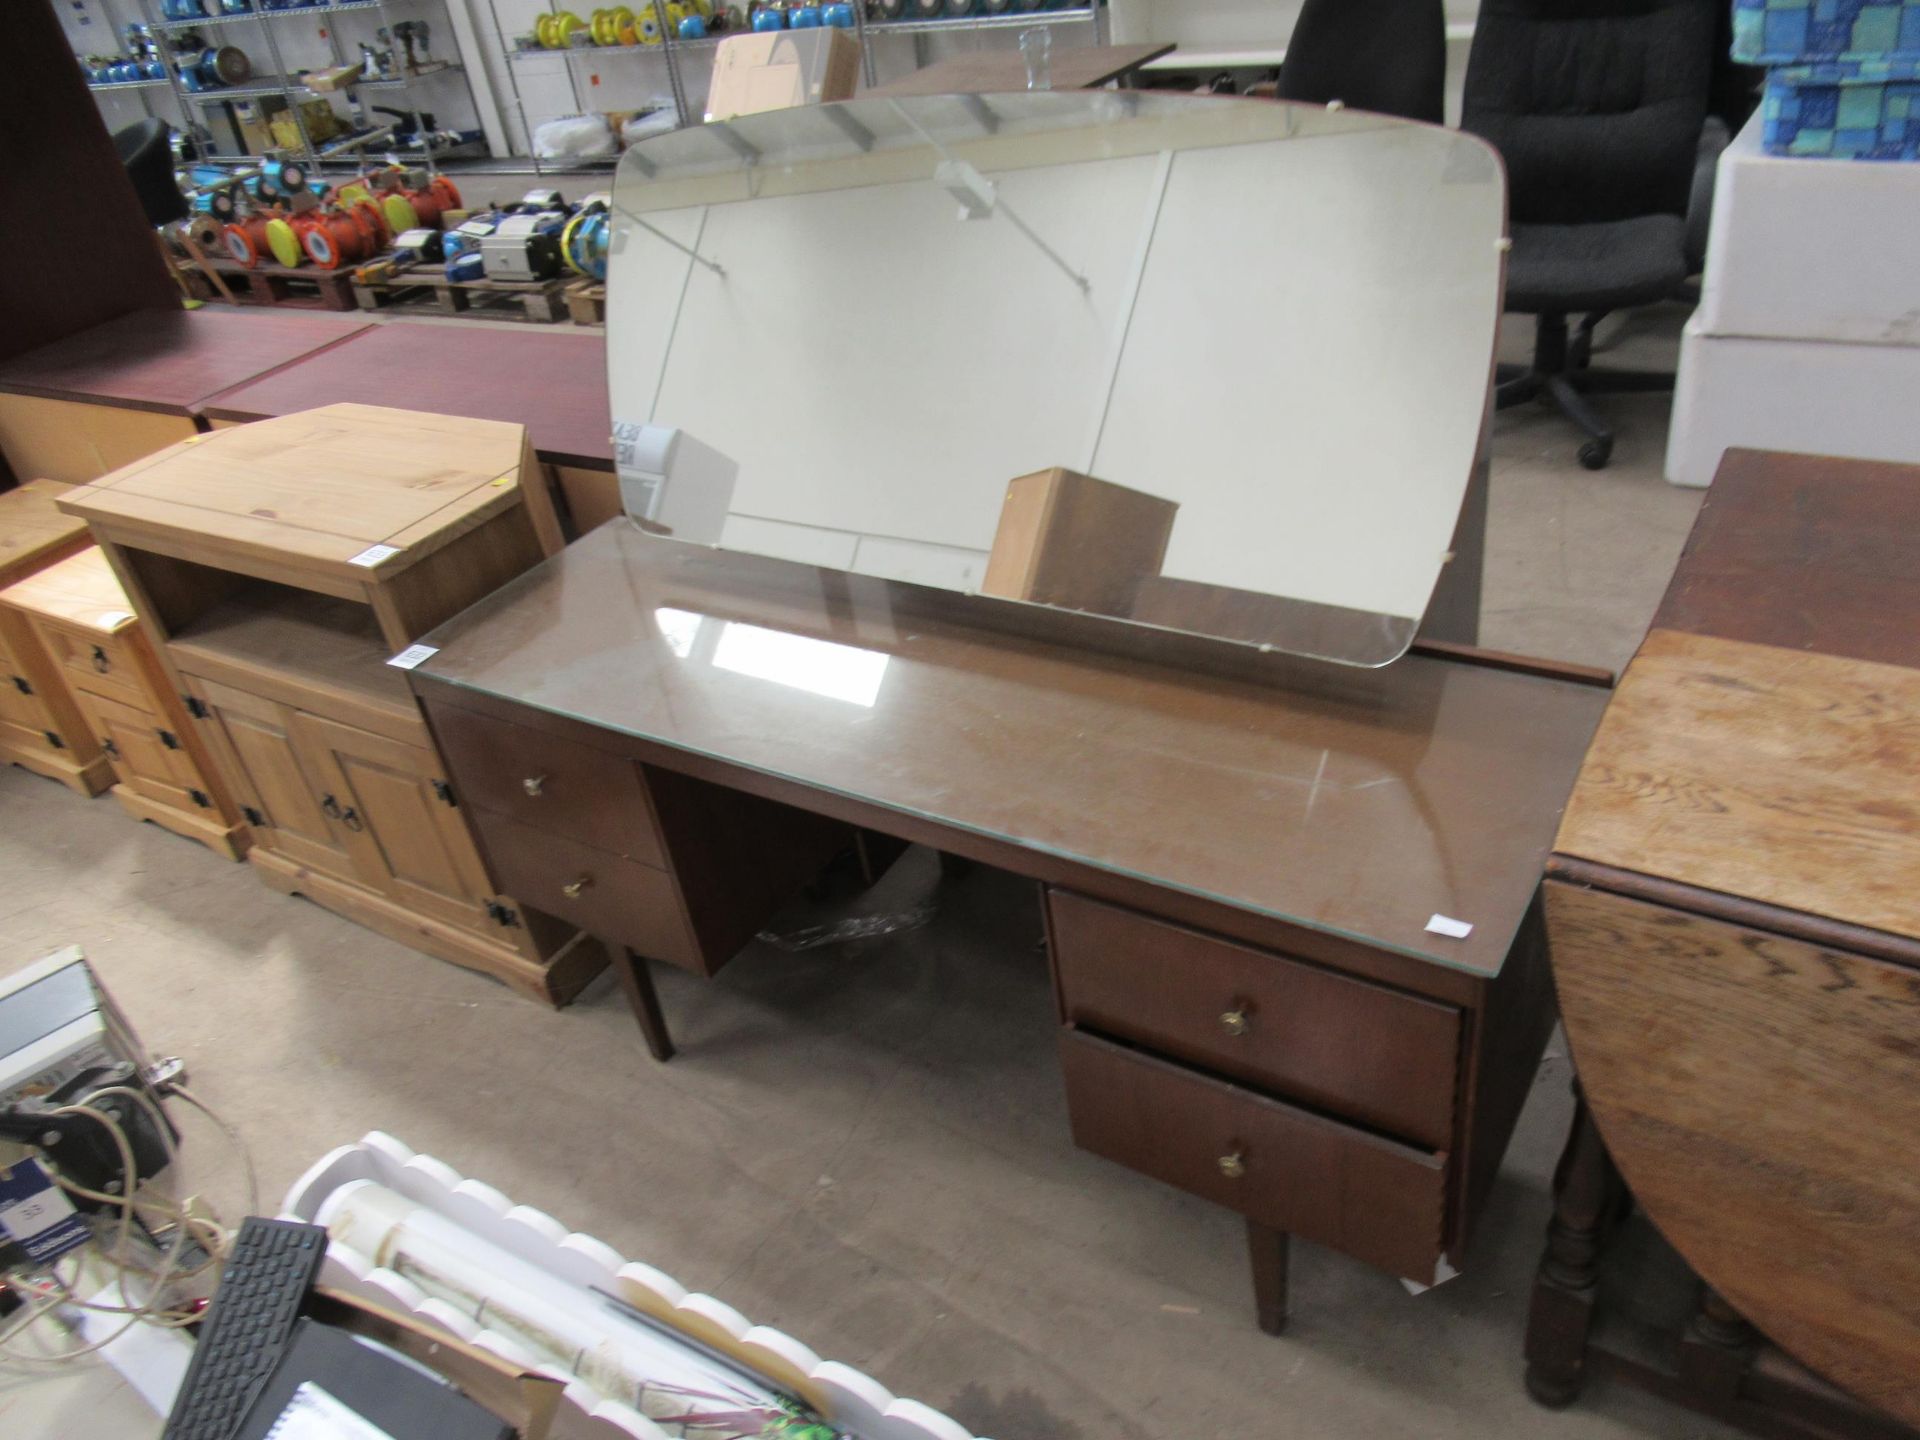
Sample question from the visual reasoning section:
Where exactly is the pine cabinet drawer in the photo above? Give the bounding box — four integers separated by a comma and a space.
428, 700, 666, 867
469, 807, 702, 973
1060, 1029, 1448, 1283
33, 619, 145, 708
1048, 892, 1461, 1149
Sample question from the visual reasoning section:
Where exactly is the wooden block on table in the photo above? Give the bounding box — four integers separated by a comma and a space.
981, 467, 1178, 615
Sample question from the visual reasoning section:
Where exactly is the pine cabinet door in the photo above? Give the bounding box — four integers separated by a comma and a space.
183, 675, 357, 879
289, 709, 495, 931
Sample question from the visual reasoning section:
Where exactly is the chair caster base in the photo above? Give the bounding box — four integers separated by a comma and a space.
1578, 438, 1613, 471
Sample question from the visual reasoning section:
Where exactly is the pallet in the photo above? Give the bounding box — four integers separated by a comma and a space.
564, 280, 606, 327
351, 270, 571, 324
208, 259, 358, 312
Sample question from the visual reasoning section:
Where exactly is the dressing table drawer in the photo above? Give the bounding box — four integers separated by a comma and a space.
1060, 1030, 1448, 1283
430, 701, 667, 866
1047, 891, 1461, 1150
471, 808, 700, 972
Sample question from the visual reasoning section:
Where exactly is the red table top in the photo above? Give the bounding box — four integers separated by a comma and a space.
200, 320, 614, 470
0, 307, 371, 416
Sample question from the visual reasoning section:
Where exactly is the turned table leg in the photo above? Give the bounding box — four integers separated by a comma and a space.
1525, 1085, 1627, 1407
616, 947, 675, 1062
1677, 1285, 1759, 1403
1247, 1219, 1291, 1335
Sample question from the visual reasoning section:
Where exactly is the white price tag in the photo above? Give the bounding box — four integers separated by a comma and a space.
0, 1187, 76, 1242
386, 643, 439, 671
1425, 913, 1473, 940
98, 609, 135, 628
349, 544, 401, 568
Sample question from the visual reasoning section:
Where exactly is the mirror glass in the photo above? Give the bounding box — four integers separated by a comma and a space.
606, 92, 1504, 667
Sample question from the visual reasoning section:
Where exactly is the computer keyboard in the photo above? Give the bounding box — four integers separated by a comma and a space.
162, 1216, 328, 1440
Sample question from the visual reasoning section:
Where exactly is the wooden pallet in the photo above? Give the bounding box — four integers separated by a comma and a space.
351, 270, 570, 324
564, 280, 606, 326
208, 259, 358, 312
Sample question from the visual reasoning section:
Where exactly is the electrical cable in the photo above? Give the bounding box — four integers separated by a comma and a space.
0, 1080, 259, 1366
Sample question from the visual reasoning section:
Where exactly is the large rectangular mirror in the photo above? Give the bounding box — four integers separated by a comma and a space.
606, 92, 1504, 667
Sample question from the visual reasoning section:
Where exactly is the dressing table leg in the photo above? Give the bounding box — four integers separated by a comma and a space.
1246, 1220, 1290, 1335
617, 948, 675, 1062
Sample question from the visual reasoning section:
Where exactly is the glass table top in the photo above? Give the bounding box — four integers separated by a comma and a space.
414, 526, 1608, 978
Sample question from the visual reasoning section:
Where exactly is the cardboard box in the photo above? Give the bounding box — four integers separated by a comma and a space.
706, 27, 860, 121
232, 95, 343, 155
301, 64, 362, 94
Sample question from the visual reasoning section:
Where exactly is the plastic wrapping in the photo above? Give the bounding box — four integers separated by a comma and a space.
532, 114, 617, 159
757, 900, 935, 953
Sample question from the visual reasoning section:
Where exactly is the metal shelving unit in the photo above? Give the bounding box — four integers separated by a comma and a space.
80, 0, 487, 179
882, 7, 1100, 36
487, 2, 1102, 173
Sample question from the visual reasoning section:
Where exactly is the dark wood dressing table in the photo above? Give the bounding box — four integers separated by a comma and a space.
405, 523, 1607, 1331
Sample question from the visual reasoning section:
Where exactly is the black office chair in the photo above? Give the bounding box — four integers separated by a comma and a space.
1275, 0, 1447, 124
112, 118, 189, 229
1463, 0, 1716, 470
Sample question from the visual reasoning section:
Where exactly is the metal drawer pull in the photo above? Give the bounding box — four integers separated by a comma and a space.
1218, 1149, 1247, 1179
523, 775, 546, 797
562, 873, 593, 898
321, 794, 364, 831
91, 645, 111, 673
1219, 1004, 1250, 1037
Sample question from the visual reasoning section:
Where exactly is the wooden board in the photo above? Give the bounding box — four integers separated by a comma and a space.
0, 480, 87, 585
1556, 627, 1920, 945
1653, 448, 1920, 671
351, 271, 570, 325
0, 307, 370, 415
553, 464, 622, 537
982, 467, 1177, 615
0, 395, 199, 486
169, 587, 425, 740
197, 322, 615, 472
867, 42, 1176, 97
1, 546, 134, 634
60, 405, 536, 585
1549, 882, 1920, 1426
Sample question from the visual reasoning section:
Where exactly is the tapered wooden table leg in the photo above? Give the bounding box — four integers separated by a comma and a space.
617, 947, 675, 1062
1247, 1219, 1290, 1335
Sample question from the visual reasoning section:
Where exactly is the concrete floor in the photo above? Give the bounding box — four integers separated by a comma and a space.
0, 309, 1742, 1439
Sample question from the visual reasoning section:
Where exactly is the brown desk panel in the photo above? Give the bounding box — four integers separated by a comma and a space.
0, 308, 371, 484
412, 523, 1606, 980
0, 307, 370, 417
198, 322, 614, 472
867, 42, 1175, 97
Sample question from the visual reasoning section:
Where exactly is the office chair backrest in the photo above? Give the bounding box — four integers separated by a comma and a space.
1276, 0, 1447, 125
1462, 0, 1715, 225
111, 118, 189, 228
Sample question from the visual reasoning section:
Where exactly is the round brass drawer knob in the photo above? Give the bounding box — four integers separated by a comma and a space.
523, 775, 546, 797
562, 874, 593, 898
1218, 1150, 1247, 1179
1220, 1006, 1250, 1036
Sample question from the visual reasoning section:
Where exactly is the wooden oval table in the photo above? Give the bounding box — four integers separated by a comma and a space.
1539, 448, 1920, 1431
